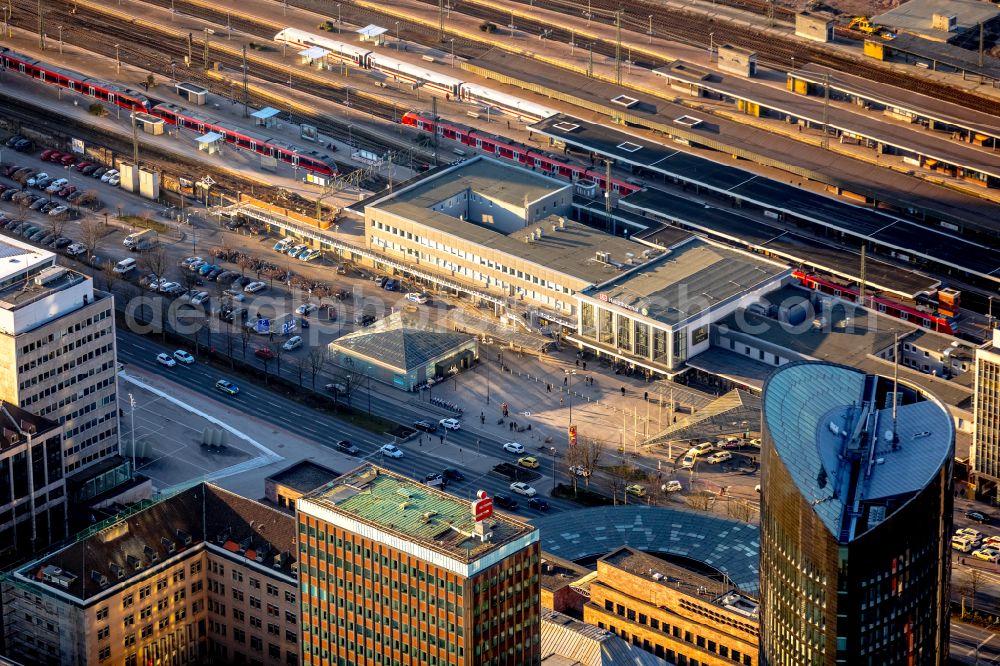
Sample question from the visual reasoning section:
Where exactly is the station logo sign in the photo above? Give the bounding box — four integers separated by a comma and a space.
472, 490, 493, 522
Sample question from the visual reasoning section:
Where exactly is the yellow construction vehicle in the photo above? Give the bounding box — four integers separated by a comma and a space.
848, 16, 895, 40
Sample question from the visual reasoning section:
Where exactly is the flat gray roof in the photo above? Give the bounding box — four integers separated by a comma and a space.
372, 159, 654, 285
532, 505, 760, 594
585, 238, 788, 326
874, 0, 1000, 39
380, 157, 567, 212
763, 362, 953, 540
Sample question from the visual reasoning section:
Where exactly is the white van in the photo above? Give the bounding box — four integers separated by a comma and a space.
113, 257, 136, 274
952, 535, 974, 553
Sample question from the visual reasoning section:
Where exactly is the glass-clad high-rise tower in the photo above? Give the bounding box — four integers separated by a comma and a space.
760, 361, 953, 666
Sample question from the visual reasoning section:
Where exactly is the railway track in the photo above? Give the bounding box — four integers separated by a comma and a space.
486, 0, 1000, 116
8, 0, 434, 178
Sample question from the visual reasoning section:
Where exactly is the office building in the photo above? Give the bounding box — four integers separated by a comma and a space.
973, 328, 1000, 496
265, 459, 340, 511
759, 361, 953, 666
364, 156, 654, 324
0, 237, 119, 476
540, 609, 671, 666
584, 546, 759, 666
1, 483, 299, 666
0, 402, 66, 561
297, 464, 541, 666
572, 237, 788, 377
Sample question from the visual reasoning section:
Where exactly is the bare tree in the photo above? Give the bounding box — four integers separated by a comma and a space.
565, 444, 585, 496
961, 568, 985, 616
269, 340, 285, 377
578, 437, 605, 489
726, 497, 758, 524
237, 254, 253, 278
685, 491, 715, 512
239, 323, 251, 360
46, 212, 67, 238
289, 356, 304, 387
305, 348, 329, 390
80, 218, 104, 258
102, 261, 122, 296
140, 247, 169, 281
330, 371, 365, 408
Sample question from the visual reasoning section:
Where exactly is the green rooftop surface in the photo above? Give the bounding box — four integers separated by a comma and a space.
304, 465, 534, 562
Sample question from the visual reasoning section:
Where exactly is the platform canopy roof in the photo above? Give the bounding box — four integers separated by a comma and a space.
297, 47, 328, 60
356, 24, 387, 38
194, 132, 223, 144
250, 107, 282, 120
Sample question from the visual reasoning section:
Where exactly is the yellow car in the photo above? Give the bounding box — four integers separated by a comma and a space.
626, 484, 647, 498
517, 456, 540, 469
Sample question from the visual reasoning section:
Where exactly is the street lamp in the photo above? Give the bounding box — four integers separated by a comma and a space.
395, 21, 401, 50
128, 393, 137, 472
449, 38, 455, 68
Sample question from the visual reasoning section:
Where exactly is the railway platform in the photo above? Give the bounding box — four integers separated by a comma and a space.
0, 30, 411, 208
530, 113, 1000, 287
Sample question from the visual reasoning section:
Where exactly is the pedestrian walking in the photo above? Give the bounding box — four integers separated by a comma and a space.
439, 434, 444, 444
582, 362, 587, 370
621, 386, 626, 396
644, 391, 649, 401
575, 359, 580, 367
563, 376, 568, 386
560, 397, 564, 406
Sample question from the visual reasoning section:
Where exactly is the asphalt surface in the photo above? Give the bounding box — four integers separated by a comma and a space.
117, 328, 580, 514
952, 622, 1000, 665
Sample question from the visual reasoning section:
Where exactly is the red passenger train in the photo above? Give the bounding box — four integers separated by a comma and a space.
400, 112, 642, 196
791, 270, 957, 335
0, 47, 338, 177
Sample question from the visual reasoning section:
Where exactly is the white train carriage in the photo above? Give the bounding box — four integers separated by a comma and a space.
369, 54, 463, 97
460, 83, 557, 122
273, 28, 371, 66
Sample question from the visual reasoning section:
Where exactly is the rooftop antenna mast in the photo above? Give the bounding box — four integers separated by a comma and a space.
891, 331, 900, 441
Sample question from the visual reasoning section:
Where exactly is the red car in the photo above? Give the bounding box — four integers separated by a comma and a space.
47, 151, 64, 163
40, 149, 56, 161
254, 347, 274, 361
60, 154, 77, 166
74, 161, 92, 172
58, 185, 77, 198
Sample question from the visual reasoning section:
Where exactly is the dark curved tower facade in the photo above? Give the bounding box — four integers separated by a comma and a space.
760, 362, 953, 666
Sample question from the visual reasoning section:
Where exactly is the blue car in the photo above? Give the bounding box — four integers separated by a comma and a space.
199, 263, 219, 276
214, 379, 239, 396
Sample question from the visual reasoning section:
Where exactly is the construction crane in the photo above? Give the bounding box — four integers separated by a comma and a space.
847, 16, 895, 40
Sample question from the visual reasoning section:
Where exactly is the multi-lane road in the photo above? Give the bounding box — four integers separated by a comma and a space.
117, 329, 580, 513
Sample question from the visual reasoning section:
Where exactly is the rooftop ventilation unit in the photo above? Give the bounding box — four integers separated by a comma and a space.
91, 570, 109, 587
110, 563, 124, 580
127, 555, 141, 571
143, 545, 158, 563
176, 530, 192, 546
161, 537, 176, 555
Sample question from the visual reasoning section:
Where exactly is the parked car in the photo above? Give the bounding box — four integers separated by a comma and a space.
974, 547, 1000, 563
156, 352, 176, 367
405, 292, 428, 304
5, 135, 27, 148
680, 454, 696, 469
300, 249, 321, 261
173, 350, 195, 364
527, 497, 549, 511
26, 173, 49, 187
380, 444, 403, 459
967, 510, 991, 524
706, 451, 733, 464
100, 169, 118, 183
332, 440, 359, 455
442, 468, 465, 482
509, 482, 536, 497
215, 379, 239, 396
492, 494, 518, 510
296, 303, 318, 315
60, 154, 77, 167
244, 281, 267, 293
517, 456, 540, 469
